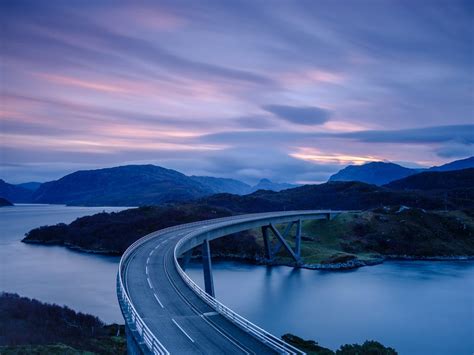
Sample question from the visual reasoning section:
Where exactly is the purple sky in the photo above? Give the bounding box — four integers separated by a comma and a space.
1, 0, 473, 184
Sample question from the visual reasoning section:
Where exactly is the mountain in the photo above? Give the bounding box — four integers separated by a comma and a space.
32, 165, 214, 206
0, 179, 34, 202
429, 156, 474, 172
329, 162, 418, 186
328, 156, 474, 186
190, 176, 251, 195
250, 179, 297, 192
385, 168, 474, 191
16, 182, 42, 191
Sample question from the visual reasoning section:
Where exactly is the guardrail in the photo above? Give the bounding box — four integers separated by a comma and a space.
118, 211, 328, 355
173, 223, 306, 355
117, 215, 263, 355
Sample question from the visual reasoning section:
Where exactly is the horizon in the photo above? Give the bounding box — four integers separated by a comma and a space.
4, 155, 473, 185
1, 0, 473, 184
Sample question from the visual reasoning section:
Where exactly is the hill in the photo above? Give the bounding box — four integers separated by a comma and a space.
190, 176, 251, 195
328, 156, 474, 185
23, 204, 238, 254
32, 165, 214, 206
0, 197, 13, 206
15, 182, 42, 191
0, 179, 33, 203
385, 168, 474, 191
429, 156, 474, 172
199, 180, 464, 212
328, 162, 417, 185
250, 178, 297, 192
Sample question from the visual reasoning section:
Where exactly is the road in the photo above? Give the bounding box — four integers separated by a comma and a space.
120, 211, 335, 354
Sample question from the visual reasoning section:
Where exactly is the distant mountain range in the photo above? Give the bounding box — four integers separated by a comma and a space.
329, 156, 474, 185
1, 156, 472, 206
0, 179, 34, 203
0, 165, 297, 206
200, 168, 474, 212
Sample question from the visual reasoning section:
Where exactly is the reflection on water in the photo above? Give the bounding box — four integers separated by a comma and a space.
187, 260, 474, 355
0, 204, 126, 323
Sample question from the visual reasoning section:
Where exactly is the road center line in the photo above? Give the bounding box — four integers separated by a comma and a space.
171, 318, 194, 343
146, 266, 149, 275
147, 277, 153, 289
153, 293, 164, 308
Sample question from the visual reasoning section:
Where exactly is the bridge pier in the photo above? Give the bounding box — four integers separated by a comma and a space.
262, 220, 303, 264
202, 239, 215, 297
262, 226, 272, 261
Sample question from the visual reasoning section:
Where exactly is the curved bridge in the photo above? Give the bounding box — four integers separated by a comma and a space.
117, 210, 338, 355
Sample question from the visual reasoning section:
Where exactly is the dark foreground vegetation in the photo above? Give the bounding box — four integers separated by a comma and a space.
282, 334, 397, 355
0, 292, 396, 355
0, 293, 125, 354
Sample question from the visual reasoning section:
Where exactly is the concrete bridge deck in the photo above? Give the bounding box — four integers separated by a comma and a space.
118, 211, 337, 354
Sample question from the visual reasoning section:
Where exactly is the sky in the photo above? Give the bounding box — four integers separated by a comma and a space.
1, 0, 473, 184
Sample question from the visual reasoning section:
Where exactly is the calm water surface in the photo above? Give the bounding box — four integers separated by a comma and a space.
1, 205, 473, 354
0, 204, 126, 323
187, 260, 474, 355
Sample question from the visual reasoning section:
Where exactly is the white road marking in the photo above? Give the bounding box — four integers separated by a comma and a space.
146, 257, 150, 264
202, 311, 219, 316
147, 277, 153, 289
172, 319, 194, 343
154, 293, 164, 308
146, 266, 149, 275
149, 249, 154, 256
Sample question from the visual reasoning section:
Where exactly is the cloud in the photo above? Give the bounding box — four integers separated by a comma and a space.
262, 105, 332, 125
336, 125, 474, 144
435, 143, 474, 159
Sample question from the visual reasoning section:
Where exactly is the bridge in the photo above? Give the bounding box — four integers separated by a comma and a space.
117, 210, 338, 354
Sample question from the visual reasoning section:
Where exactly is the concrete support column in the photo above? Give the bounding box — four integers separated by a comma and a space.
202, 239, 215, 297
181, 249, 193, 271
295, 219, 302, 257
262, 226, 272, 261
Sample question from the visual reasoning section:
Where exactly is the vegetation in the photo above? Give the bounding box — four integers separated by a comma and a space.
0, 293, 125, 354
23, 204, 235, 254
282, 333, 397, 355
298, 208, 474, 262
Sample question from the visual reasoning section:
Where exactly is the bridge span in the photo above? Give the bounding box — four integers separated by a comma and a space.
117, 210, 338, 354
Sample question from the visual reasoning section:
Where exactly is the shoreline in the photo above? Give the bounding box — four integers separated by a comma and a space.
22, 239, 474, 270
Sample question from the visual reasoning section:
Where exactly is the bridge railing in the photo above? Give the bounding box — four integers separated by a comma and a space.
117, 214, 268, 355
119, 212, 324, 355
174, 221, 307, 355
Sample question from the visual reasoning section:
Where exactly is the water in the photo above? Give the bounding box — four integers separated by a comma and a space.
0, 204, 126, 323
187, 261, 474, 355
1, 205, 473, 354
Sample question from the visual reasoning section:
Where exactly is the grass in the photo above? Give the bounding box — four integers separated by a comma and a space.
248, 209, 474, 266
